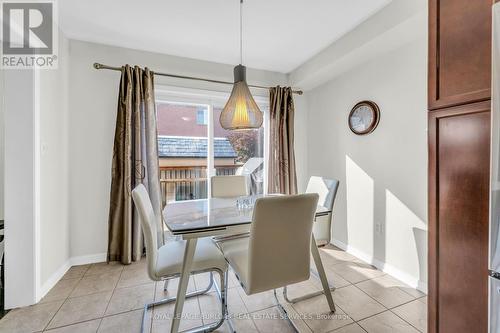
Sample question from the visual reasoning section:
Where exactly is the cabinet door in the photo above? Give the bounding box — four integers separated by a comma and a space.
428, 101, 490, 333
428, 0, 492, 110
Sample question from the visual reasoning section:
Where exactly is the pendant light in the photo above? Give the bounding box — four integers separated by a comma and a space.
220, 0, 263, 130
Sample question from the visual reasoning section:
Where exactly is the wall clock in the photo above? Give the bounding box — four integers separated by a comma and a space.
348, 101, 380, 135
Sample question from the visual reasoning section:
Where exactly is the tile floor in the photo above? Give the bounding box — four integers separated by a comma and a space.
0, 245, 427, 333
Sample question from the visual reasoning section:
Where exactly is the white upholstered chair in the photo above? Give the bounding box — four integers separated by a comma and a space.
211, 175, 248, 198
306, 176, 340, 246
218, 194, 332, 326
132, 184, 230, 333
211, 175, 251, 243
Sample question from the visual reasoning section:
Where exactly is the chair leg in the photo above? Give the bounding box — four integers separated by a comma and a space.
282, 268, 336, 304
140, 271, 217, 333
273, 289, 299, 333
213, 270, 236, 333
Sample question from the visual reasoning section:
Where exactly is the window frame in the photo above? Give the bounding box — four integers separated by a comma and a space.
155, 85, 270, 197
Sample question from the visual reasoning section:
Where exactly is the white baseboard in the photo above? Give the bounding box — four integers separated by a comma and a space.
69, 252, 107, 266
38, 252, 107, 302
38, 260, 71, 302
331, 238, 427, 294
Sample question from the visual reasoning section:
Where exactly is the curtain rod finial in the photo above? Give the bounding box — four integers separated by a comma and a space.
93, 63, 102, 69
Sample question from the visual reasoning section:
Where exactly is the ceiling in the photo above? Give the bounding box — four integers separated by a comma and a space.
59, 0, 391, 73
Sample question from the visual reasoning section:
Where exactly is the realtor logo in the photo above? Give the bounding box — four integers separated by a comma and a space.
1, 1, 58, 68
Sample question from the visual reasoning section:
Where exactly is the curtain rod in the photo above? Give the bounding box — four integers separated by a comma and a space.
93, 63, 303, 95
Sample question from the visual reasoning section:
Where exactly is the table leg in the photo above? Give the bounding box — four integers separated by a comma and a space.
310, 235, 336, 313
170, 238, 198, 333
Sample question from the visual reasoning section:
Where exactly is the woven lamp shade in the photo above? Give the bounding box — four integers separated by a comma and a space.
220, 65, 263, 130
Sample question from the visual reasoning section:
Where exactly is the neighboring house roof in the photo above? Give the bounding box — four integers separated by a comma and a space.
158, 136, 237, 158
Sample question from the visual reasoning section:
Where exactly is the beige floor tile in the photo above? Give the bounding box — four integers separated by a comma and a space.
105, 283, 155, 316
40, 278, 81, 303
332, 285, 386, 321
212, 316, 258, 333
358, 311, 420, 333
121, 258, 147, 272
329, 262, 385, 284
291, 294, 353, 333
318, 245, 364, 266
198, 289, 248, 325
417, 296, 427, 305
62, 265, 90, 280
47, 291, 112, 329
277, 300, 313, 333
154, 277, 196, 301
193, 271, 239, 293
251, 306, 297, 333
392, 300, 427, 333
356, 276, 416, 309
398, 286, 426, 299
117, 268, 155, 289
332, 323, 367, 333
84, 262, 124, 277
0, 300, 63, 333
193, 272, 219, 292
285, 278, 322, 301
311, 268, 351, 289
236, 287, 277, 313
44, 319, 101, 333
98, 309, 145, 333
70, 271, 121, 298
151, 297, 203, 332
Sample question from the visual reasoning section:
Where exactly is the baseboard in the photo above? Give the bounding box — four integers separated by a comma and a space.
38, 260, 71, 302
38, 252, 107, 302
69, 252, 107, 266
331, 238, 427, 294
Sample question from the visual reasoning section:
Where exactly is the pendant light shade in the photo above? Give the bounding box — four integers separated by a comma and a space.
220, 65, 263, 130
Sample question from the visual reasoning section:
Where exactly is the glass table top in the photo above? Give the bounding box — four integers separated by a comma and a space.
162, 195, 331, 234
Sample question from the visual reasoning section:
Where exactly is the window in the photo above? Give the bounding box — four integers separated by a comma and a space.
156, 88, 268, 204
196, 108, 207, 125
156, 101, 209, 203
213, 107, 265, 195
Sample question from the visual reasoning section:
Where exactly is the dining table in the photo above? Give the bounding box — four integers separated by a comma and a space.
162, 194, 336, 333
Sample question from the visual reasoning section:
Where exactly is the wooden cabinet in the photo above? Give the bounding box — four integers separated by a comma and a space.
428, 102, 490, 333
428, 0, 493, 332
428, 0, 492, 110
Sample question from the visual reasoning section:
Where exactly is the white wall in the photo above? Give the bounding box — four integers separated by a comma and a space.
297, 8, 428, 290
38, 32, 71, 295
0, 68, 4, 220
3, 68, 39, 308
67, 40, 288, 259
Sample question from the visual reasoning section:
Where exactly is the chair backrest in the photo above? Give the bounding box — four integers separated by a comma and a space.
246, 193, 319, 294
211, 175, 249, 198
131, 184, 159, 280
306, 176, 339, 211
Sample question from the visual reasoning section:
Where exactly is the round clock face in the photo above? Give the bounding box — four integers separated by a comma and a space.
348, 101, 380, 135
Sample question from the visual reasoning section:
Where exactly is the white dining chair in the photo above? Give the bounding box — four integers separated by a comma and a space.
211, 175, 251, 243
306, 176, 340, 246
218, 193, 334, 328
132, 184, 231, 333
211, 175, 248, 198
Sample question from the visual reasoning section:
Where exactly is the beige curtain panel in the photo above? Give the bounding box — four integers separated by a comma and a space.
268, 86, 298, 195
107, 65, 163, 264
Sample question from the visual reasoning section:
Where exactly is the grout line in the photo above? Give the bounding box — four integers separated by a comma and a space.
390, 307, 424, 333
42, 272, 86, 331
96, 263, 125, 332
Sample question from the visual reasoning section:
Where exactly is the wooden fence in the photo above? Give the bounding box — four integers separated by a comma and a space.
159, 165, 239, 205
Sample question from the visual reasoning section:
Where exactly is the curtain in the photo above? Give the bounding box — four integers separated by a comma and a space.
268, 86, 298, 195
107, 65, 163, 264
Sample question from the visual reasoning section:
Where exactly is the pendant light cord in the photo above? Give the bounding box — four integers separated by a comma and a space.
240, 0, 243, 65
